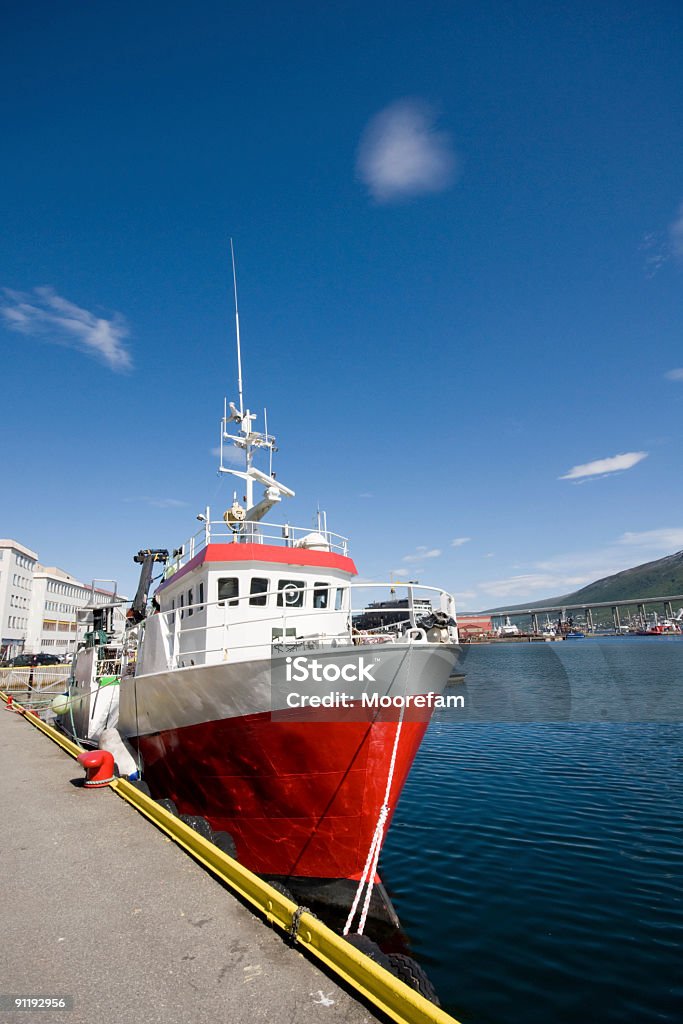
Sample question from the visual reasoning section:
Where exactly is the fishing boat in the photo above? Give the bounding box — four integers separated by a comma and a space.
58, 263, 461, 927
635, 619, 682, 635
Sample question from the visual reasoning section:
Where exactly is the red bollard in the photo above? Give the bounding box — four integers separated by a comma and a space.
5, 695, 14, 711
77, 749, 116, 788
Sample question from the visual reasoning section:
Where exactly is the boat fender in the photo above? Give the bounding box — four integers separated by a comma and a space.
51, 693, 70, 716
77, 749, 116, 788
385, 953, 440, 1005
344, 934, 391, 970
99, 727, 139, 779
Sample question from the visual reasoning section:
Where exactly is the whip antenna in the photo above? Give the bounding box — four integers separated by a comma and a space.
230, 238, 244, 416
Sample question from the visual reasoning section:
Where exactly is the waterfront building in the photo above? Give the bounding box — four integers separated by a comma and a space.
457, 614, 494, 640
0, 538, 125, 660
0, 539, 38, 660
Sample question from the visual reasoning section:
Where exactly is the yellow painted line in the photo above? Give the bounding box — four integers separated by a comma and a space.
0, 690, 461, 1024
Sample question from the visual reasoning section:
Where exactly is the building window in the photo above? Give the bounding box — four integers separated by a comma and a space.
249, 577, 269, 606
277, 579, 305, 608
218, 578, 239, 607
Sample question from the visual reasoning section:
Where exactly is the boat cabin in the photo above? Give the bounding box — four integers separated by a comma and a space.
136, 531, 358, 673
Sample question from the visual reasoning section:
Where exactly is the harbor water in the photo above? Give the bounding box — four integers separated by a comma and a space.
381, 638, 683, 1023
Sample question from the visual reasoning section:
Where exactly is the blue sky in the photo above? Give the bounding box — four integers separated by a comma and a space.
1, 1, 683, 609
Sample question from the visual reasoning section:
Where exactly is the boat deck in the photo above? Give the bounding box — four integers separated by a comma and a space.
0, 706, 382, 1024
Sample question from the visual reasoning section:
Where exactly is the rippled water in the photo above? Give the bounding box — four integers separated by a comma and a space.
381, 639, 683, 1024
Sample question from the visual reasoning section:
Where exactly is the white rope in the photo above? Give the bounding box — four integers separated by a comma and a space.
343, 703, 405, 936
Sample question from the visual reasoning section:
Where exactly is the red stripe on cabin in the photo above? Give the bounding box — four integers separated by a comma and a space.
158, 543, 357, 591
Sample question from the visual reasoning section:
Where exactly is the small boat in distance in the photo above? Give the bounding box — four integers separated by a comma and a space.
497, 616, 520, 638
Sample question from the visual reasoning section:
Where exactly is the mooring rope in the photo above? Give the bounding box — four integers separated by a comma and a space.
343, 701, 405, 937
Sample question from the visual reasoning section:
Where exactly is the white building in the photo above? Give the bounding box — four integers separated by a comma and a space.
26, 567, 123, 659
0, 539, 38, 660
1, 539, 127, 661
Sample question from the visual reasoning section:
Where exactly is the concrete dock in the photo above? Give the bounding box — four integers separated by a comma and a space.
0, 707, 381, 1024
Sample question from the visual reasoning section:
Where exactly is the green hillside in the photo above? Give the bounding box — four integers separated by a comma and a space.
486, 550, 683, 612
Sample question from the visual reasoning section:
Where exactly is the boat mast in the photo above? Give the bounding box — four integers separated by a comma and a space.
230, 238, 245, 419
218, 242, 295, 519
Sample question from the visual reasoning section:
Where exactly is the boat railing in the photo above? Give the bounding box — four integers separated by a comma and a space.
138, 581, 457, 670
165, 518, 350, 575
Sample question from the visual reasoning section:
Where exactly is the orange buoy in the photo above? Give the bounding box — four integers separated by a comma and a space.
77, 749, 116, 788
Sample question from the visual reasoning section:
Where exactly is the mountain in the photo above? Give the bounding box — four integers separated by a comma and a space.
486, 551, 683, 613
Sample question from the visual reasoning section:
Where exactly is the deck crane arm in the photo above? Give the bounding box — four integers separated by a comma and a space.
127, 548, 169, 625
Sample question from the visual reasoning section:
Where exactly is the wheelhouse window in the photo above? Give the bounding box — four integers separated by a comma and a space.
179, 594, 184, 619
187, 588, 193, 616
313, 582, 329, 609
218, 577, 239, 607
335, 587, 345, 611
250, 577, 269, 606
198, 582, 204, 611
277, 579, 305, 608
170, 599, 175, 626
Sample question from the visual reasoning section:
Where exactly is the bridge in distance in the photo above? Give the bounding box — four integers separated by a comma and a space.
486, 594, 683, 632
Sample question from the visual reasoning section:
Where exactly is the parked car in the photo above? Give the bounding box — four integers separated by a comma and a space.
7, 653, 63, 667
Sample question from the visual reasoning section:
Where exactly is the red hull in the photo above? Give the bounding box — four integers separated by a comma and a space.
137, 709, 428, 880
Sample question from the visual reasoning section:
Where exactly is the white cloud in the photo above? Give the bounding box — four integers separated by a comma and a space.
451, 537, 471, 548
1, 286, 131, 371
356, 99, 458, 203
618, 528, 683, 549
124, 496, 188, 509
476, 574, 579, 600
559, 451, 648, 481
669, 201, 683, 258
665, 368, 683, 381
391, 568, 412, 578
402, 546, 441, 563
471, 528, 683, 605
640, 231, 669, 277
642, 201, 683, 277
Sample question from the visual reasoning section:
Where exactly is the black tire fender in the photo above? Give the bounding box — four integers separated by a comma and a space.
212, 830, 238, 860
156, 797, 179, 816
385, 953, 440, 1005
266, 879, 295, 901
344, 933, 392, 970
179, 814, 214, 841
